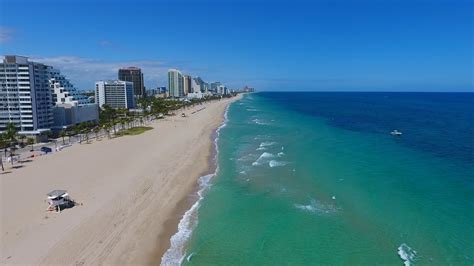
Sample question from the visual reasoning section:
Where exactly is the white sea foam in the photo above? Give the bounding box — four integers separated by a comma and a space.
260, 141, 276, 147
252, 118, 269, 125
237, 154, 255, 162
398, 243, 417, 266
269, 160, 287, 168
252, 152, 275, 166
246, 108, 259, 112
294, 199, 339, 215
256, 141, 276, 151
161, 104, 232, 265
254, 134, 271, 140
160, 174, 212, 265
186, 252, 195, 262
277, 152, 285, 157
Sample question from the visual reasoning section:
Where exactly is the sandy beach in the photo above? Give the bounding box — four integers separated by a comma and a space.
0, 95, 241, 265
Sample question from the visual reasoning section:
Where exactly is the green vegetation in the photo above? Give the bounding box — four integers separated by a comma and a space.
0, 93, 240, 171
115, 126, 153, 137
0, 122, 19, 170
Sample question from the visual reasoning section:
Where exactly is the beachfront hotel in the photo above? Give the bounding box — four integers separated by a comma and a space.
95, 80, 136, 109
49, 68, 99, 128
118, 67, 145, 98
0, 55, 100, 135
0, 55, 54, 134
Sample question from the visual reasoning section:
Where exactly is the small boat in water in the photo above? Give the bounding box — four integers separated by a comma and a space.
391, 130, 403, 136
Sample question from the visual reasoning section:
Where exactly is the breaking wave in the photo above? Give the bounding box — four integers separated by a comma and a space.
269, 160, 287, 167
294, 199, 340, 215
252, 152, 275, 166
252, 118, 270, 125
398, 243, 417, 266
161, 103, 232, 265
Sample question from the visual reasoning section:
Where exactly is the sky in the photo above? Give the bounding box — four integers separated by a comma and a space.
0, 0, 472, 91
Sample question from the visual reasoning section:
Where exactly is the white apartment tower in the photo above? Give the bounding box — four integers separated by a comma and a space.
168, 69, 184, 98
0, 55, 53, 134
95, 80, 135, 109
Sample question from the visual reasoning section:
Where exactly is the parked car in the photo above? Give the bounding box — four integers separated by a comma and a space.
40, 147, 52, 153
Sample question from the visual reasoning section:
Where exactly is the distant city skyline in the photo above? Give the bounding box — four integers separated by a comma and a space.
0, 0, 472, 92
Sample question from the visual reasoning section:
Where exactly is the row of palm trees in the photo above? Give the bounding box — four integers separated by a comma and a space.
60, 95, 228, 144
0, 123, 32, 171
0, 94, 233, 171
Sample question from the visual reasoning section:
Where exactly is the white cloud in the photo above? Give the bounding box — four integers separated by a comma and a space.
0, 26, 14, 43
31, 56, 170, 90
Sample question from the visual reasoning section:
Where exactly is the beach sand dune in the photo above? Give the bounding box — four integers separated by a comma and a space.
1, 96, 241, 265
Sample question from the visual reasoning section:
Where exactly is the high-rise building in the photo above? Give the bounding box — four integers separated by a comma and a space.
49, 68, 98, 128
191, 78, 200, 93
202, 82, 209, 93
50, 68, 92, 106
243, 86, 256, 92
118, 67, 145, 98
0, 55, 54, 134
210, 82, 221, 94
218, 85, 228, 95
95, 80, 135, 109
193, 77, 204, 93
183, 75, 192, 94
168, 69, 184, 98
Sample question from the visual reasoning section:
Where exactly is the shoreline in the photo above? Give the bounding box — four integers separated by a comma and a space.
160, 102, 232, 264
1, 95, 242, 265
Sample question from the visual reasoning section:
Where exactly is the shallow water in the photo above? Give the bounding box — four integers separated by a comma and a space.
183, 92, 474, 265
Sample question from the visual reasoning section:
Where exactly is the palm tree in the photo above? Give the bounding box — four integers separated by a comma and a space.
93, 126, 101, 140
73, 125, 83, 144
0, 134, 7, 171
4, 123, 18, 165
127, 117, 133, 129
100, 105, 118, 134
104, 123, 112, 139
5, 122, 18, 147
59, 130, 67, 145
18, 135, 26, 148
26, 138, 35, 152
80, 124, 90, 144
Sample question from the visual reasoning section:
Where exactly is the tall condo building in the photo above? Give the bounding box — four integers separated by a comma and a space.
0, 55, 53, 134
202, 82, 209, 93
168, 69, 184, 98
210, 82, 221, 94
193, 77, 204, 93
183, 74, 192, 94
95, 80, 135, 109
118, 67, 145, 98
191, 78, 200, 93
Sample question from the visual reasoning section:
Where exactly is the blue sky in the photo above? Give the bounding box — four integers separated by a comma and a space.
0, 0, 472, 91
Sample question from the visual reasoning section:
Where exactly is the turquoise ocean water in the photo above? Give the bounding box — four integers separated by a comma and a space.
167, 92, 474, 265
